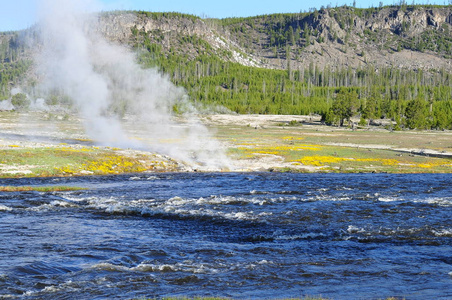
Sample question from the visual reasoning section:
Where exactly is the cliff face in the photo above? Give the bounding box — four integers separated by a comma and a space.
293, 6, 452, 71
96, 6, 452, 72
362, 7, 451, 33
96, 12, 137, 43
97, 12, 261, 67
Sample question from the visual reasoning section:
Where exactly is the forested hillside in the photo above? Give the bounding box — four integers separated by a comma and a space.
2, 5, 452, 130
0, 32, 32, 99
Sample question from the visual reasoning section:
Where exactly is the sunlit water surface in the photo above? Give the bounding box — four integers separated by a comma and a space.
0, 173, 451, 299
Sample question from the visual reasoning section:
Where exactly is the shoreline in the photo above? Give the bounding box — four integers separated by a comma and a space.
1, 112, 452, 178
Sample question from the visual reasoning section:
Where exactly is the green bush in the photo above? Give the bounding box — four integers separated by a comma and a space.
11, 93, 30, 109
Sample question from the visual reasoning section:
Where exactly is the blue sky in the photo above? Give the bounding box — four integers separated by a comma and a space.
0, 0, 448, 31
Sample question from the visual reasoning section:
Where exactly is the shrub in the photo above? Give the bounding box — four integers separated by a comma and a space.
11, 93, 30, 110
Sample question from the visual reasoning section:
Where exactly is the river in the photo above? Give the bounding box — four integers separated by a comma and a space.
0, 173, 451, 299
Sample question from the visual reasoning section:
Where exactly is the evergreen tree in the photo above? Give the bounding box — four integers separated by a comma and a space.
405, 98, 428, 129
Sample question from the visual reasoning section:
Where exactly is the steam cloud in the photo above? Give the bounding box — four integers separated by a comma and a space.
35, 0, 231, 170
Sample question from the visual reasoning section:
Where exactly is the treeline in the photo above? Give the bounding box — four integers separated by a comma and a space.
0, 32, 31, 100
136, 32, 452, 130
136, 11, 200, 22
219, 13, 317, 51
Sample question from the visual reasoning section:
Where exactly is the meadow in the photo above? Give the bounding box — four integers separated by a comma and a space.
1, 112, 452, 176
210, 115, 452, 173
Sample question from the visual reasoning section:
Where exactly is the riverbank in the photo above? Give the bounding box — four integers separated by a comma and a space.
206, 114, 452, 173
1, 111, 452, 177
0, 111, 190, 177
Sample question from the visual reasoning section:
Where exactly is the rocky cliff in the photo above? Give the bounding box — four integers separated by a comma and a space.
96, 5, 452, 72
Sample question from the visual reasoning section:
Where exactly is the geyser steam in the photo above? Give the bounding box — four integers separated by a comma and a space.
35, 0, 231, 170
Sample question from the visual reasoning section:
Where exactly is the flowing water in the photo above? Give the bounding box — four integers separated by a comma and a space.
0, 173, 451, 299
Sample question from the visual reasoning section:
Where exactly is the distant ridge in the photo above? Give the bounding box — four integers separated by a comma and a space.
97, 5, 452, 72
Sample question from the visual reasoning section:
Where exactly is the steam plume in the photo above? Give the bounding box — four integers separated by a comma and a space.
35, 0, 231, 170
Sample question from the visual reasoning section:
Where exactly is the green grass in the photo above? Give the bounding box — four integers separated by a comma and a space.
2, 116, 452, 176
0, 186, 86, 192
0, 146, 180, 178
216, 124, 452, 173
